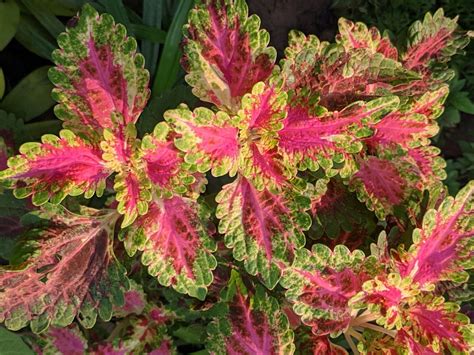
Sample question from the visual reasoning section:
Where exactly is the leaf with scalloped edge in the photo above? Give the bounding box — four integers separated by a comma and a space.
278, 97, 399, 174
349, 155, 422, 219
141, 122, 197, 196
294, 331, 348, 355
403, 9, 470, 74
280, 244, 373, 337
0, 204, 129, 333
182, 0, 276, 113
207, 276, 294, 354
165, 106, 240, 177
216, 176, 311, 289
336, 18, 398, 60
0, 130, 110, 206
399, 297, 473, 353
397, 181, 474, 287
120, 196, 217, 300
37, 324, 88, 355
48, 4, 149, 141
237, 82, 293, 190
366, 86, 447, 152
281, 34, 419, 111
101, 124, 151, 227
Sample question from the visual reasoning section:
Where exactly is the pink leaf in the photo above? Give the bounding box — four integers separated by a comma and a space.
165, 106, 240, 177
0, 205, 128, 333
183, 0, 276, 112
281, 245, 370, 336
398, 181, 474, 286
49, 5, 149, 140
44, 325, 88, 355
403, 9, 469, 72
1, 130, 110, 205
121, 197, 216, 299
216, 177, 311, 288
279, 97, 398, 172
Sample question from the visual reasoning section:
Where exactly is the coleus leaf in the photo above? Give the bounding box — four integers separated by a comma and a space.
165, 106, 240, 177
120, 196, 217, 300
207, 275, 294, 354
216, 176, 311, 288
349, 155, 420, 219
101, 124, 151, 228
182, 0, 276, 113
38, 324, 88, 355
365, 86, 447, 151
398, 181, 474, 286
280, 244, 374, 336
403, 9, 470, 73
294, 330, 348, 355
0, 130, 110, 206
141, 122, 196, 196
278, 97, 399, 174
0, 204, 129, 333
48, 4, 150, 140
336, 18, 398, 60
237, 82, 291, 190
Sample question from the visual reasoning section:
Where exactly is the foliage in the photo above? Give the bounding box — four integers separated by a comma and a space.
0, 0, 473, 353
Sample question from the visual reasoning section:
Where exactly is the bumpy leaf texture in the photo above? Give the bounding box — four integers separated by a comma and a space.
48, 4, 149, 140
207, 279, 294, 354
398, 181, 474, 286
0, 130, 110, 206
216, 176, 311, 288
0, 205, 129, 333
182, 0, 276, 113
120, 197, 217, 300
280, 245, 374, 336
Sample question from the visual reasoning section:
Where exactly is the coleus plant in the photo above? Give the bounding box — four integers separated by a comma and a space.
0, 0, 473, 353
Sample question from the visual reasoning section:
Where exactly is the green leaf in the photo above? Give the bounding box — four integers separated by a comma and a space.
0, 66, 55, 121
14, 15, 56, 60
33, 0, 87, 16
0, 0, 20, 51
20, 0, 65, 39
0, 327, 34, 355
130, 24, 166, 43
142, 0, 163, 75
152, 0, 193, 95
450, 92, 474, 114
439, 105, 461, 128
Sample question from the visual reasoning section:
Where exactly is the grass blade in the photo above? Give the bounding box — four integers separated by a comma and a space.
14, 15, 56, 60
131, 24, 166, 43
21, 0, 65, 39
152, 0, 192, 96
142, 0, 163, 76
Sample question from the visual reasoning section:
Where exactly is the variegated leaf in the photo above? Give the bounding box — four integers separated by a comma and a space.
120, 197, 217, 300
49, 4, 149, 140
398, 181, 474, 286
207, 279, 294, 354
216, 176, 311, 288
403, 9, 470, 74
336, 18, 398, 60
165, 106, 240, 177
278, 97, 399, 174
280, 244, 372, 336
0, 130, 110, 206
101, 124, 151, 227
183, 0, 276, 113
0, 205, 129, 333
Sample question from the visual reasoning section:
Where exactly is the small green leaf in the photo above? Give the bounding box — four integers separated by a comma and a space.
0, 327, 34, 355
0, 0, 20, 51
450, 92, 474, 114
0, 66, 55, 121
